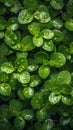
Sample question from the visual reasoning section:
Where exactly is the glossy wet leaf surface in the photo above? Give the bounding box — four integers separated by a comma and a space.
0, 0, 73, 130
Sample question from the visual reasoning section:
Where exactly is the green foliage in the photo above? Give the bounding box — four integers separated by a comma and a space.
50, 0, 64, 10
49, 93, 61, 104
33, 36, 43, 47
31, 92, 45, 109
49, 52, 66, 68
41, 29, 54, 40
23, 87, 34, 98
65, 19, 73, 31
18, 9, 33, 24
14, 71, 30, 84
34, 5, 51, 23
41, 119, 54, 130
38, 65, 50, 79
14, 116, 25, 130
0, 0, 73, 129
1, 62, 14, 74
28, 22, 41, 36
0, 83, 11, 96
42, 40, 55, 52
36, 109, 48, 122
9, 99, 23, 116
21, 109, 34, 120
66, 0, 73, 16
57, 70, 71, 85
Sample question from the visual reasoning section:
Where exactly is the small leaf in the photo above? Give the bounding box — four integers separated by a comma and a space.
34, 5, 51, 23
21, 109, 34, 120
49, 53, 66, 68
38, 65, 50, 79
14, 71, 30, 84
9, 99, 23, 116
14, 116, 25, 130
62, 96, 73, 106
33, 36, 43, 47
49, 93, 61, 104
57, 70, 71, 85
41, 29, 54, 40
42, 119, 54, 130
23, 87, 34, 98
0, 83, 11, 96
50, 0, 64, 10
28, 22, 41, 36
1, 62, 14, 74
18, 9, 33, 24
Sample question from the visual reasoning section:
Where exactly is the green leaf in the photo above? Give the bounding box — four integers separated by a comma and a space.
0, 16, 6, 30
10, 0, 21, 14
66, 0, 73, 16
33, 36, 43, 47
62, 12, 72, 21
4, 0, 14, 7
1, 62, 14, 74
60, 116, 71, 126
20, 35, 35, 51
51, 18, 63, 29
42, 119, 54, 130
18, 9, 33, 24
0, 72, 9, 83
28, 22, 41, 36
57, 70, 71, 85
6, 17, 19, 31
31, 92, 45, 109
53, 29, 64, 42
5, 30, 21, 48
15, 57, 28, 72
65, 19, 73, 31
34, 5, 51, 23
58, 45, 69, 56
0, 55, 7, 66
27, 59, 39, 72
69, 42, 73, 54
50, 0, 64, 10
9, 99, 23, 116
23, 87, 34, 98
0, 31, 4, 39
49, 53, 66, 68
0, 104, 10, 120
29, 75, 41, 87
49, 93, 61, 104
36, 109, 47, 122
14, 71, 30, 84
62, 96, 73, 106
22, 0, 38, 12
42, 40, 54, 52
0, 43, 13, 56
0, 83, 11, 96
9, 74, 19, 91
34, 51, 49, 64
38, 65, 50, 79
17, 88, 25, 100
14, 116, 25, 130
41, 29, 54, 40
21, 109, 34, 120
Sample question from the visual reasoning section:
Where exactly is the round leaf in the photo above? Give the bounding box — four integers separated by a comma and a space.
57, 70, 71, 85
38, 65, 50, 79
49, 93, 61, 104
18, 9, 33, 24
